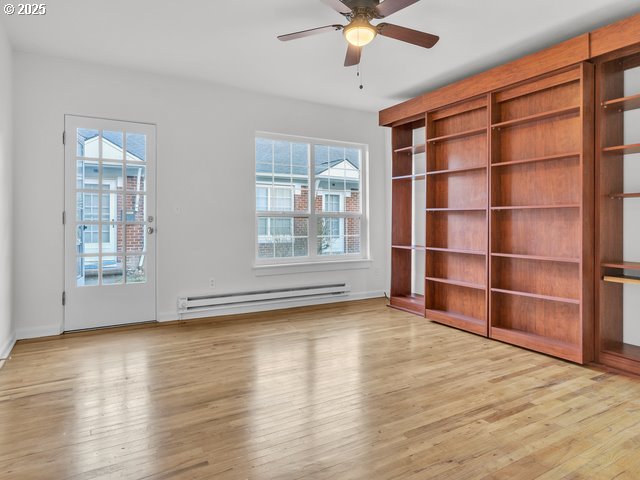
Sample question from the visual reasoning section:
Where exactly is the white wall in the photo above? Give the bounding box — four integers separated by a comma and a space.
623, 66, 640, 346
0, 22, 13, 357
12, 52, 388, 338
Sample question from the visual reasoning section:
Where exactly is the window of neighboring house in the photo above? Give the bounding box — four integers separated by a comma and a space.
255, 133, 367, 264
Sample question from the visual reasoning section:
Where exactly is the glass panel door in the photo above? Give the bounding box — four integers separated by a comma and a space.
65, 116, 156, 330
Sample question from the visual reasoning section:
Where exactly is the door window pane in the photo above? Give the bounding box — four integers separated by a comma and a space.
125, 194, 145, 222
126, 224, 146, 253
102, 131, 124, 160
101, 256, 124, 285
101, 224, 123, 254
77, 256, 99, 287
126, 165, 146, 192
126, 133, 146, 162
102, 163, 124, 190
76, 161, 100, 190
77, 129, 99, 158
126, 255, 146, 283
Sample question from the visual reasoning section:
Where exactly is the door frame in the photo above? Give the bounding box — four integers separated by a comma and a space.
63, 114, 158, 331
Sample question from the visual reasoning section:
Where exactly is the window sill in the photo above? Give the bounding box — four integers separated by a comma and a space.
253, 258, 373, 276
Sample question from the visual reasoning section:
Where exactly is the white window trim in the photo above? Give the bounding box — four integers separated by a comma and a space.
254, 131, 369, 266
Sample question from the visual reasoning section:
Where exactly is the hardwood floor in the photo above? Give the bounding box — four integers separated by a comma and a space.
1, 298, 640, 479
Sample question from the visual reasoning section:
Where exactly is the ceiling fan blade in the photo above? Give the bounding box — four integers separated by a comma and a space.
344, 43, 362, 67
278, 24, 343, 41
377, 23, 439, 48
322, 0, 352, 15
374, 0, 420, 18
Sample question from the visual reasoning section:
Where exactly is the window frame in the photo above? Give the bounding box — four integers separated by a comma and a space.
255, 131, 368, 265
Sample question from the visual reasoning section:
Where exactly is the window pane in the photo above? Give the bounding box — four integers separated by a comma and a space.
102, 224, 123, 254
317, 217, 349, 255
101, 256, 124, 285
346, 218, 361, 254
76, 193, 99, 222
126, 133, 146, 162
77, 225, 99, 254
77, 256, 99, 287
126, 224, 146, 253
256, 187, 268, 211
103, 131, 124, 160
125, 194, 145, 222
126, 165, 146, 192
126, 255, 146, 283
76, 161, 99, 190
102, 163, 124, 190
77, 129, 99, 158
256, 138, 309, 212
257, 217, 307, 259
315, 144, 361, 214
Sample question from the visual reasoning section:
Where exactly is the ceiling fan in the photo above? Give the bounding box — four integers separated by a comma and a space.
277, 0, 439, 67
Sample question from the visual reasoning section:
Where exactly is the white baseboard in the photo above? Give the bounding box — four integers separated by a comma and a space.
16, 325, 62, 340
0, 332, 16, 360
158, 290, 385, 322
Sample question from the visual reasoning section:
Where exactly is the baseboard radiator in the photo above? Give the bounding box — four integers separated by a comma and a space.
177, 283, 351, 313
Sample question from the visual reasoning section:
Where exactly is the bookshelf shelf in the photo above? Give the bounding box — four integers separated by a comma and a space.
491, 105, 580, 129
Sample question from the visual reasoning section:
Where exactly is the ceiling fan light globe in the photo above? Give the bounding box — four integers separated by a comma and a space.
344, 24, 377, 47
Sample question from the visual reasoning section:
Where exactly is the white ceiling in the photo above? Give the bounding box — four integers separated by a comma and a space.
2, 0, 640, 113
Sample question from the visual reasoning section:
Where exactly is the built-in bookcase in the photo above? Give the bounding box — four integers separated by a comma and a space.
390, 119, 426, 315
425, 96, 489, 335
489, 64, 594, 363
596, 48, 640, 373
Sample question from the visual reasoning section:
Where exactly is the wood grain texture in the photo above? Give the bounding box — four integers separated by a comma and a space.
590, 12, 640, 58
5, 299, 640, 479
379, 35, 590, 126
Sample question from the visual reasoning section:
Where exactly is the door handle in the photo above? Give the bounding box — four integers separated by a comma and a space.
147, 226, 155, 235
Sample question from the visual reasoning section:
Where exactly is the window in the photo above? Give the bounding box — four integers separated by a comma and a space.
255, 133, 366, 263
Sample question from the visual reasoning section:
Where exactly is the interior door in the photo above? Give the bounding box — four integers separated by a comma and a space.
64, 115, 156, 330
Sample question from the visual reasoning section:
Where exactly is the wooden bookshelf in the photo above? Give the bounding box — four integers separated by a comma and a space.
425, 96, 489, 336
595, 48, 640, 375
390, 119, 427, 316
380, 12, 640, 373
489, 64, 594, 363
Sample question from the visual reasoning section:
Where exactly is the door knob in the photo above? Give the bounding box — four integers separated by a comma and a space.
147, 226, 155, 234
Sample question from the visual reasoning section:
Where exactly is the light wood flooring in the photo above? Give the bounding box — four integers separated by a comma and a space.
1, 298, 640, 479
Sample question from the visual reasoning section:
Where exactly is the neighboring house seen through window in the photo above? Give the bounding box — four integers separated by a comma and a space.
255, 133, 367, 263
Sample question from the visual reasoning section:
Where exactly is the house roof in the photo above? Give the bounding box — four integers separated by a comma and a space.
255, 138, 360, 176
78, 129, 145, 161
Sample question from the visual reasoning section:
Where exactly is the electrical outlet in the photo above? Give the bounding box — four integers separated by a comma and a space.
209, 278, 215, 288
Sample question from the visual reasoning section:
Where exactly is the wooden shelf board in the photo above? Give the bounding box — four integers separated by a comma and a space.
603, 144, 640, 155
492, 152, 581, 168
427, 127, 486, 144
392, 173, 426, 181
602, 261, 640, 270
491, 253, 580, 264
390, 294, 425, 316
426, 165, 486, 176
491, 288, 579, 304
392, 245, 426, 251
603, 93, 640, 112
426, 247, 486, 256
608, 192, 640, 199
490, 326, 581, 363
426, 309, 487, 336
394, 144, 426, 155
492, 204, 580, 211
601, 341, 640, 363
603, 275, 640, 285
492, 106, 580, 129
426, 207, 486, 212
426, 277, 486, 290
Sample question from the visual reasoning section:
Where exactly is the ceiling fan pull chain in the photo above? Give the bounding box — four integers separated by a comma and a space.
357, 64, 364, 90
